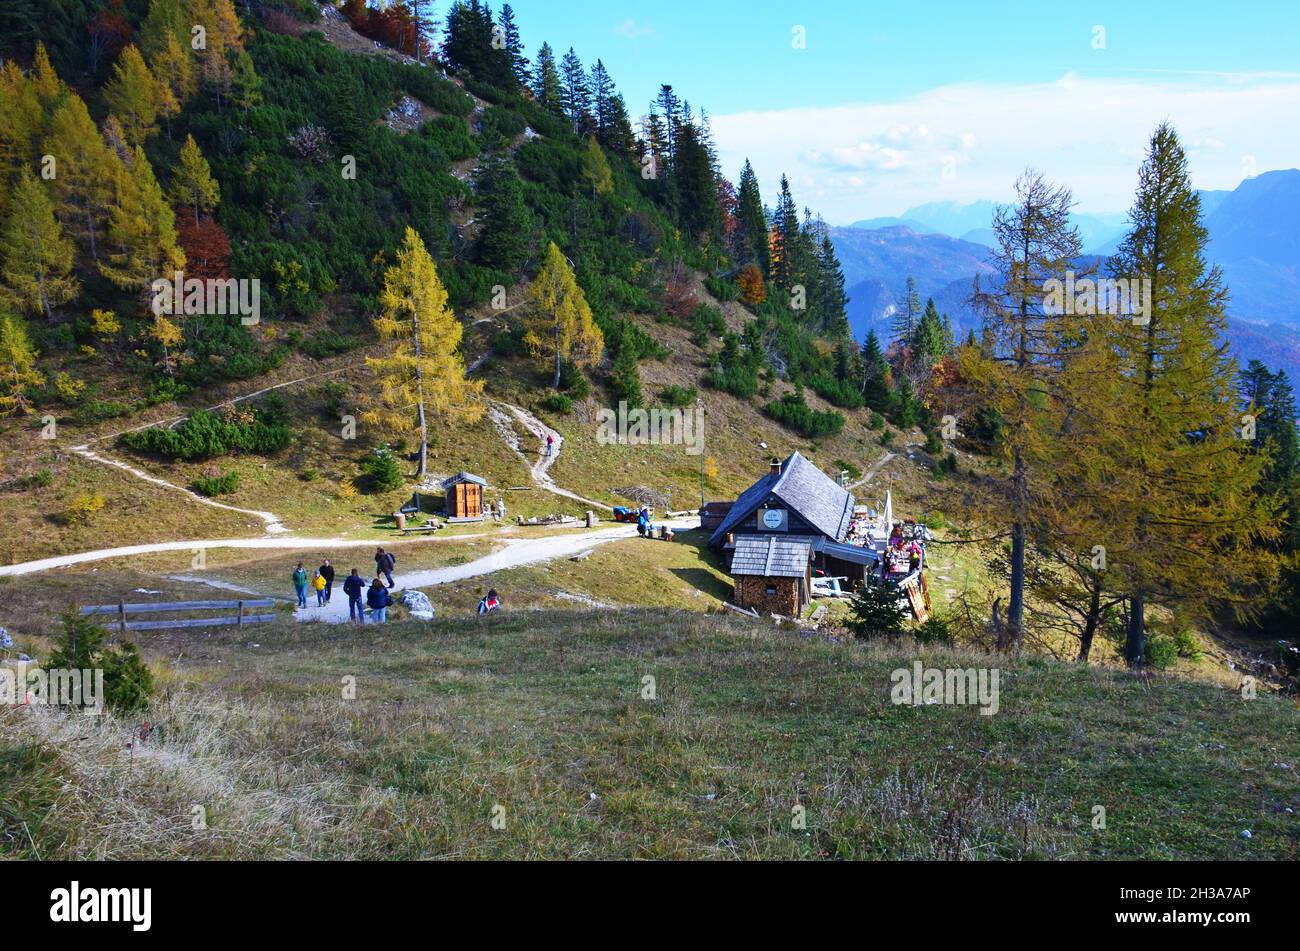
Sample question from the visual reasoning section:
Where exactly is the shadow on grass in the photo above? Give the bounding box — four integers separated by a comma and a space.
668, 567, 732, 601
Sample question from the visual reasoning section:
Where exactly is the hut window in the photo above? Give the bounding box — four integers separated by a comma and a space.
765, 584, 777, 595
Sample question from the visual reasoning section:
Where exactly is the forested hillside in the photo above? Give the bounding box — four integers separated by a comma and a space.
0, 0, 865, 422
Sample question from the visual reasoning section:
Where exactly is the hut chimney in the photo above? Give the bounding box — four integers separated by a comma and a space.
769, 457, 782, 476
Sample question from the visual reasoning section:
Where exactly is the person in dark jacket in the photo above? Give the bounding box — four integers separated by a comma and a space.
375, 547, 396, 589
319, 560, 335, 603
342, 569, 366, 623
366, 577, 391, 623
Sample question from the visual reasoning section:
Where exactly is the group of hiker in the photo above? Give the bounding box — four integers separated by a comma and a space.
292, 548, 396, 623
292, 547, 500, 622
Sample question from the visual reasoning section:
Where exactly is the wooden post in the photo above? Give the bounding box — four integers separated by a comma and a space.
237, 600, 244, 627
118, 599, 126, 636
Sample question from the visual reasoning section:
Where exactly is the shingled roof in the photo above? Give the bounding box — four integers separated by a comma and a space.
440, 471, 487, 489
729, 535, 813, 577
709, 452, 855, 545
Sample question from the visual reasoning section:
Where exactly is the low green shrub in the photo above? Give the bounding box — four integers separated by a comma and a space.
763, 389, 845, 438
192, 471, 240, 497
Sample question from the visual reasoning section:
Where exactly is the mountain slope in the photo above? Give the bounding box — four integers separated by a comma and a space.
830, 225, 994, 339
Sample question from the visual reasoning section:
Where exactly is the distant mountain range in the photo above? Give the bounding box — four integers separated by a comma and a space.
850, 201, 1129, 255
832, 169, 1300, 380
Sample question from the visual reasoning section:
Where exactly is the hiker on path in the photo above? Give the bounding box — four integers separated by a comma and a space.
477, 588, 500, 615
292, 562, 309, 608
343, 569, 366, 623
319, 560, 335, 603
367, 577, 391, 623
312, 568, 327, 606
545, 433, 554, 457
375, 547, 396, 589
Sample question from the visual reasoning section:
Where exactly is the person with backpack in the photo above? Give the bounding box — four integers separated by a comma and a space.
312, 568, 327, 606
477, 588, 500, 615
319, 559, 335, 603
545, 433, 554, 457
292, 563, 309, 608
375, 547, 396, 589
367, 577, 391, 623
342, 569, 366, 624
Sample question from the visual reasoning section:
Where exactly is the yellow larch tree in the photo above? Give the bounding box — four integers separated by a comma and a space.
151, 32, 197, 116
101, 147, 185, 300
364, 227, 484, 479
45, 93, 120, 264
0, 169, 79, 320
169, 134, 220, 226
0, 61, 44, 218
0, 307, 44, 415
104, 45, 160, 147
525, 241, 603, 389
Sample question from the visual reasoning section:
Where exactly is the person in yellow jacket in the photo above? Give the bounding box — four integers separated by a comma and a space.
312, 568, 328, 606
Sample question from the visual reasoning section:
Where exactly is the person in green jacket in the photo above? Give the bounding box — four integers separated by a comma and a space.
293, 562, 309, 608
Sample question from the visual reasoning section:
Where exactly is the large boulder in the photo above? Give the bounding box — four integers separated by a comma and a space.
400, 590, 435, 621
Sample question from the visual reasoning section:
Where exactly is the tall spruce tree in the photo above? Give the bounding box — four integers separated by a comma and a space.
499, 5, 528, 83
673, 120, 721, 241
475, 154, 532, 270
771, 175, 800, 290
860, 330, 890, 410
912, 298, 948, 363
532, 43, 562, 114
892, 276, 922, 347
558, 48, 590, 134
815, 234, 849, 337
1239, 361, 1300, 630
735, 159, 769, 275
654, 84, 681, 162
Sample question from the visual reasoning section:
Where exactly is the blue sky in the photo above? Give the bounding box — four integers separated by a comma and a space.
498, 0, 1300, 222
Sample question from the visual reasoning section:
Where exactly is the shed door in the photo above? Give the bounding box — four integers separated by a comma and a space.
455, 483, 467, 516
468, 485, 480, 517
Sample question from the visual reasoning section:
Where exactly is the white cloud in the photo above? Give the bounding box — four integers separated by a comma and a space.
613, 18, 654, 41
709, 72, 1300, 224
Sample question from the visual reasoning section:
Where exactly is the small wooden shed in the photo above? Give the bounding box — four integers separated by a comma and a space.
729, 535, 813, 617
440, 471, 487, 521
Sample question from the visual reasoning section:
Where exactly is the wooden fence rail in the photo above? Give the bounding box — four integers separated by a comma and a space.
79, 599, 278, 633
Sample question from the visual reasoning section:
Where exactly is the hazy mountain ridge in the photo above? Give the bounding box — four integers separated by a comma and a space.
834, 170, 1300, 378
